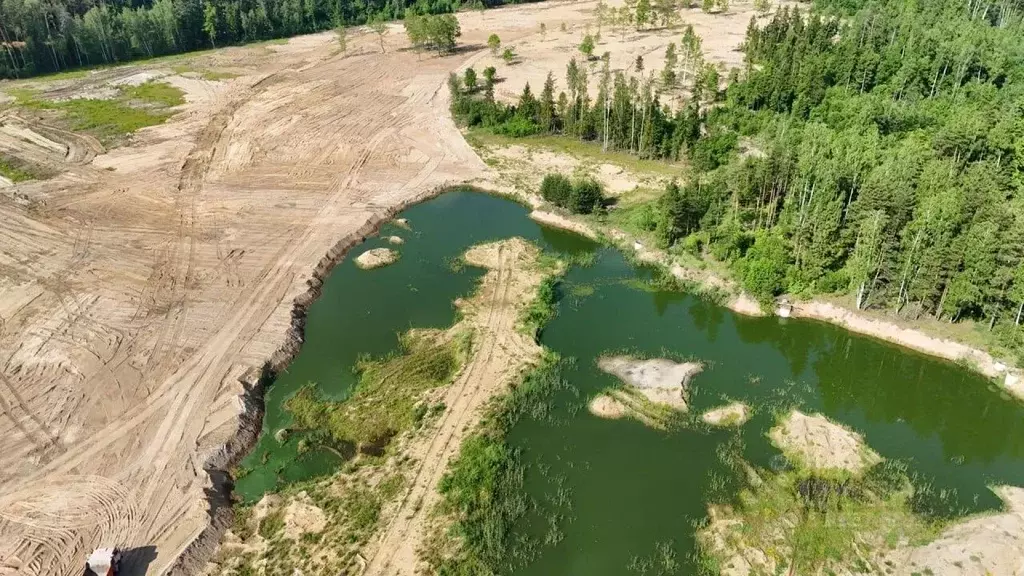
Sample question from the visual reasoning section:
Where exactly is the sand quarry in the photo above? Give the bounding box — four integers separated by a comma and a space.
0, 0, 1017, 575
0, 2, 765, 573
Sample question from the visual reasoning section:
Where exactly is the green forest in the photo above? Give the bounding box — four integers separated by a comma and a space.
0, 0, 522, 78
450, 0, 1024, 361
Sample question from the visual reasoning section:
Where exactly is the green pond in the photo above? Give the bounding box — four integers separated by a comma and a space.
237, 189, 1024, 574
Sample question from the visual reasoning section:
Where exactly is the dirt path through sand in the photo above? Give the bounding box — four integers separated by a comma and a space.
363, 239, 546, 576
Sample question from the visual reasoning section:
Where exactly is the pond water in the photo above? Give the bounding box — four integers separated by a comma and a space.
236, 189, 1024, 574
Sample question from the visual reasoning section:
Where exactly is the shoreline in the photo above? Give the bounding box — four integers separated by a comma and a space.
517, 200, 1023, 395
197, 186, 1022, 573
168, 182, 465, 574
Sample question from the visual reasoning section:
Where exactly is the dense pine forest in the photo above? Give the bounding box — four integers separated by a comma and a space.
450, 0, 1024, 361
0, 0, 518, 78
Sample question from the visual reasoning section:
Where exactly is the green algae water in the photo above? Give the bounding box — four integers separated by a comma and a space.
237, 189, 1024, 573
235, 190, 595, 499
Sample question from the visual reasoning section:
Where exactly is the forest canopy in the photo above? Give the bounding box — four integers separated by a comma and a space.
450, 0, 1024, 360
0, 0, 528, 78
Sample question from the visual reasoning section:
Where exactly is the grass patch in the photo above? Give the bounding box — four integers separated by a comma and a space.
121, 80, 185, 106
700, 458, 945, 574
0, 155, 38, 182
518, 251, 566, 340
201, 70, 240, 81
258, 507, 286, 539
8, 82, 183, 145
425, 353, 575, 574
286, 330, 469, 449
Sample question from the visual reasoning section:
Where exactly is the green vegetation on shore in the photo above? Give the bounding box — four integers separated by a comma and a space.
0, 0, 540, 80
426, 353, 574, 573
286, 329, 469, 452
9, 81, 185, 143
700, 455, 945, 574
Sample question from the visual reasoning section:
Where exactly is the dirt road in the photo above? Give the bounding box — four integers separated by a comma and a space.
360, 239, 548, 576
0, 1, 749, 573
0, 21, 503, 576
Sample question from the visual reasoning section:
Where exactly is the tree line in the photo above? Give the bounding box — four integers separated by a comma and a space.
451, 0, 1024, 360
0, 0, 529, 78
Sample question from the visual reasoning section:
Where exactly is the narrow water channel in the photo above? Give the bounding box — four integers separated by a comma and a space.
237, 189, 1024, 574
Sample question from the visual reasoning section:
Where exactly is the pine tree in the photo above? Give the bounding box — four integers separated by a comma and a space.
661, 43, 678, 87
635, 0, 651, 30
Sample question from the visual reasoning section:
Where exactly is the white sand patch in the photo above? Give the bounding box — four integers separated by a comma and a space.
283, 493, 326, 540
729, 293, 764, 316
597, 355, 703, 411
588, 394, 627, 419
702, 402, 750, 427
529, 210, 598, 239
899, 486, 1024, 576
355, 247, 399, 269
109, 71, 166, 87
769, 410, 880, 473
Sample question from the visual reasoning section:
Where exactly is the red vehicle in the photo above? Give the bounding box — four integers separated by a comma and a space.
84, 548, 122, 576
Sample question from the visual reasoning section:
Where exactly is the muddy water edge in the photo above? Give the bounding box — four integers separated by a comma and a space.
234, 188, 1024, 574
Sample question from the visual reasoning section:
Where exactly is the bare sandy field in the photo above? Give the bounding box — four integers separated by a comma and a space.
3, 1, 735, 572
0, 8, 553, 575
8, 0, 1015, 573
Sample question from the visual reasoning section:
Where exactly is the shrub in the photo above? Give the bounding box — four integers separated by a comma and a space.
569, 178, 603, 214
492, 117, 542, 137
690, 131, 738, 172
540, 173, 573, 207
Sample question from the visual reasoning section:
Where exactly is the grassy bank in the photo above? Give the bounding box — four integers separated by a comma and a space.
424, 353, 575, 573
699, 431, 949, 575
7, 80, 184, 145
286, 329, 471, 454
0, 155, 43, 182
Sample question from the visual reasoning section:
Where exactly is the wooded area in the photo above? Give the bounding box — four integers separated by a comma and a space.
451, 0, 1024, 360
0, 0, 516, 78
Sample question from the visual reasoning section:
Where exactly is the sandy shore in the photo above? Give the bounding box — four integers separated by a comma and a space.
497, 191, 1024, 395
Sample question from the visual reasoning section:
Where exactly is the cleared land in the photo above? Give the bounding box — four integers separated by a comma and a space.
4, 1, 737, 573
9, 0, 1014, 574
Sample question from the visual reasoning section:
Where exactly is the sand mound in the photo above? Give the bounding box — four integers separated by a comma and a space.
588, 394, 627, 419
769, 410, 880, 473
702, 403, 750, 427
597, 356, 703, 411
899, 485, 1024, 575
355, 247, 399, 269
283, 494, 326, 540
386, 235, 404, 245
529, 210, 599, 239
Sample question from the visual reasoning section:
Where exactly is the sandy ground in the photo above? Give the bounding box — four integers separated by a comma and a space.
529, 209, 599, 239
0, 2, 594, 571
355, 247, 400, 269
895, 486, 1024, 575
362, 237, 549, 575
6, 0, 1018, 572
702, 402, 750, 426
769, 410, 881, 473
598, 355, 702, 410
588, 393, 628, 418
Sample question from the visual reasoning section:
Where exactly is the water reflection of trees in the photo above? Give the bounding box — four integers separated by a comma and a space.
732, 315, 1024, 478
812, 331, 1024, 467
